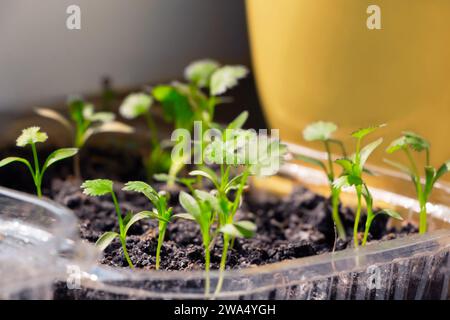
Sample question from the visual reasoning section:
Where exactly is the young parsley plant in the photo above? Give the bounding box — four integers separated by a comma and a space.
0, 127, 78, 197
384, 131, 449, 234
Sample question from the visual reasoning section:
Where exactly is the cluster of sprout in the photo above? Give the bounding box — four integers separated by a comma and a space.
0, 58, 448, 298
298, 122, 449, 247
119, 59, 248, 183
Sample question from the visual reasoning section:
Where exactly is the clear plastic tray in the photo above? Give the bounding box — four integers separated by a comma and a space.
0, 146, 449, 300
73, 154, 450, 300
0, 187, 97, 299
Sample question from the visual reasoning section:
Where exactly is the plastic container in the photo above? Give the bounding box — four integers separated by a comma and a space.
0, 187, 97, 299
67, 145, 450, 300
0, 144, 449, 300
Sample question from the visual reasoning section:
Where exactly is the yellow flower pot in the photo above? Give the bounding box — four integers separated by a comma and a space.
246, 0, 450, 175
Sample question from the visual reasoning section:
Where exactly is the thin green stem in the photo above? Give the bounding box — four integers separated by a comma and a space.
331, 189, 346, 240
404, 149, 427, 232
156, 223, 167, 270
353, 185, 362, 248
111, 191, 134, 268
324, 141, 334, 180
214, 233, 230, 296
419, 200, 427, 234
204, 239, 211, 296
31, 143, 42, 197
120, 236, 134, 269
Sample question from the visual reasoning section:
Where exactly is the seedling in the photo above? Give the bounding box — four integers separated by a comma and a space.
178, 190, 215, 294
122, 181, 173, 269
151, 59, 249, 184
296, 121, 347, 240
36, 97, 133, 178
81, 179, 167, 268
385, 131, 449, 234
333, 124, 403, 247
190, 112, 285, 294
0, 127, 78, 197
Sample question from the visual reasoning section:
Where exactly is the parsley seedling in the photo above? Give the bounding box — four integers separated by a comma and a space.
151, 60, 249, 185
296, 121, 347, 240
178, 190, 215, 294
81, 179, 168, 268
190, 112, 286, 294
333, 125, 403, 247
0, 127, 78, 197
384, 131, 449, 234
36, 97, 133, 178
122, 181, 173, 269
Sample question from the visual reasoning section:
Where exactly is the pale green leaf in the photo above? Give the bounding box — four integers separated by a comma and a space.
303, 121, 337, 141
378, 209, 403, 221
184, 59, 220, 87
359, 138, 383, 170
34, 108, 73, 133
386, 136, 407, 154
434, 161, 450, 183
179, 191, 201, 220
351, 124, 386, 139
95, 231, 119, 251
335, 158, 354, 175
424, 166, 436, 198
123, 181, 159, 205
227, 111, 249, 130
16, 127, 48, 147
383, 158, 413, 177
0, 157, 31, 168
42, 148, 78, 173
295, 154, 327, 173
403, 131, 430, 152
189, 169, 219, 188
210, 65, 249, 96
81, 179, 113, 196
119, 93, 153, 119
173, 213, 196, 221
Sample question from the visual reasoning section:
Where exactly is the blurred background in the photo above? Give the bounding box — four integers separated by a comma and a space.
0, 0, 449, 178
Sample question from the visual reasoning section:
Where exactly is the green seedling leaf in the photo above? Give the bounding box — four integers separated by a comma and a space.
403, 131, 430, 152
83, 104, 115, 123
16, 127, 48, 147
194, 190, 221, 213
296, 154, 327, 172
303, 121, 337, 141
220, 220, 256, 239
224, 173, 244, 194
0, 157, 31, 169
35, 108, 73, 133
386, 136, 407, 154
119, 93, 153, 119
179, 191, 201, 220
123, 181, 159, 205
81, 179, 113, 196
335, 158, 354, 175
424, 166, 436, 198
95, 231, 119, 251
189, 169, 220, 189
351, 124, 386, 139
377, 209, 403, 221
184, 59, 220, 88
435, 161, 450, 183
359, 138, 383, 170
153, 85, 194, 130
383, 158, 413, 177
227, 111, 249, 130
123, 211, 167, 236
210, 65, 249, 96
173, 213, 196, 221
42, 148, 78, 173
